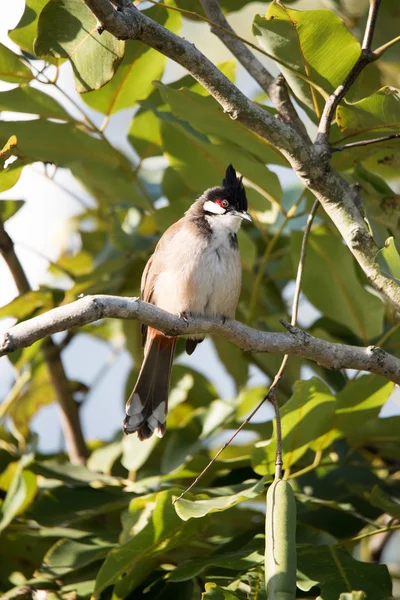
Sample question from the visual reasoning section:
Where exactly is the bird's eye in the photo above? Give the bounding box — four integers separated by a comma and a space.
222, 199, 229, 208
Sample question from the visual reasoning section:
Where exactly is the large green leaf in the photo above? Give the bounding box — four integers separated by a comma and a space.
252, 378, 335, 476
174, 479, 265, 521
9, 0, 50, 55
297, 545, 392, 600
83, 4, 180, 114
291, 227, 384, 341
0, 87, 71, 120
253, 4, 360, 115
34, 0, 125, 93
0, 44, 32, 84
157, 83, 286, 166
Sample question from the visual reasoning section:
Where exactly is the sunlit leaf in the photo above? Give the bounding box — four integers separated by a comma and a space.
0, 44, 32, 84
253, 5, 360, 116
35, 0, 125, 93
174, 479, 265, 521
9, 0, 51, 55
83, 4, 180, 114
0, 87, 71, 120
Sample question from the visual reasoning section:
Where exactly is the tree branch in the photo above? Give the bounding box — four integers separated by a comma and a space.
200, 0, 273, 92
0, 220, 88, 465
332, 133, 400, 152
1, 294, 400, 384
81, 0, 400, 312
200, 0, 309, 139
316, 0, 381, 147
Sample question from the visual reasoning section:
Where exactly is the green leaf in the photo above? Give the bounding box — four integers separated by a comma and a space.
0, 87, 71, 120
0, 290, 54, 319
27, 485, 129, 526
156, 83, 287, 166
291, 227, 384, 341
121, 434, 159, 472
93, 489, 201, 598
34, 0, 125, 93
328, 375, 394, 446
174, 479, 265, 521
336, 87, 400, 137
367, 485, 400, 518
253, 5, 360, 115
83, 4, 180, 114
0, 455, 36, 534
169, 533, 264, 582
202, 583, 241, 600
0, 159, 27, 193
297, 545, 392, 600
0, 44, 32, 84
252, 378, 335, 476
0, 200, 24, 222
376, 236, 400, 280
9, 0, 51, 55
38, 539, 115, 577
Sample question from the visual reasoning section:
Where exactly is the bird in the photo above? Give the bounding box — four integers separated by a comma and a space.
123, 164, 251, 441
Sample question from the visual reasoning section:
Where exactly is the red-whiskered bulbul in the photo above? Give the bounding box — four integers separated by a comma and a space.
123, 164, 251, 440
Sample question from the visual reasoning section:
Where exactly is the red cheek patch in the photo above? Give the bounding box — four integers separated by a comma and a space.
215, 200, 224, 207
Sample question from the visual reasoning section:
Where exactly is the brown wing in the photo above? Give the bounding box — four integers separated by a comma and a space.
140, 221, 182, 347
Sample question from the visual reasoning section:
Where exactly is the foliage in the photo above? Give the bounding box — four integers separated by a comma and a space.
0, 1, 400, 599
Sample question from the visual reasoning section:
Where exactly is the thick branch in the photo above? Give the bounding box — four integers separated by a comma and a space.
82, 0, 400, 311
1, 295, 400, 384
0, 220, 88, 465
316, 0, 381, 146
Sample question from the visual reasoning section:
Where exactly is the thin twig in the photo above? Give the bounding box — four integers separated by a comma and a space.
316, 0, 382, 147
0, 219, 88, 464
332, 133, 400, 152
173, 200, 319, 502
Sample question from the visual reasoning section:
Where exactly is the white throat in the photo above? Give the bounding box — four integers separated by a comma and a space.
206, 213, 242, 234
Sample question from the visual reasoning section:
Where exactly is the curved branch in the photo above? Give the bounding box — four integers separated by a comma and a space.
1, 295, 399, 384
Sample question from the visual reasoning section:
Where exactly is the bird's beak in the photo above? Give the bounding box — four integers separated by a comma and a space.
232, 210, 252, 222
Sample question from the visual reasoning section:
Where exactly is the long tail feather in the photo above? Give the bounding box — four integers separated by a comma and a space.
123, 330, 177, 440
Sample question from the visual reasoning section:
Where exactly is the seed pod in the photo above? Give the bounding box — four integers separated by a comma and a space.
265, 479, 297, 600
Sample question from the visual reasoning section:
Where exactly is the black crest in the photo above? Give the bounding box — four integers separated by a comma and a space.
222, 164, 248, 212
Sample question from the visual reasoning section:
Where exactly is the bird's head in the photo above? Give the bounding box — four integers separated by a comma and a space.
202, 165, 251, 223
